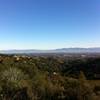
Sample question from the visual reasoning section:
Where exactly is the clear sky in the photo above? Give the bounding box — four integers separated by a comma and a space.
0, 0, 100, 50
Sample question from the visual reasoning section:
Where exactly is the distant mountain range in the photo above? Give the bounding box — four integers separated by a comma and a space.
0, 48, 100, 54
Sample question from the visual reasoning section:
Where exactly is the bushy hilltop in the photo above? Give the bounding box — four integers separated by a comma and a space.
0, 54, 99, 100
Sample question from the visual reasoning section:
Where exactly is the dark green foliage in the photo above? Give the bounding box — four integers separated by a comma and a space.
0, 55, 99, 100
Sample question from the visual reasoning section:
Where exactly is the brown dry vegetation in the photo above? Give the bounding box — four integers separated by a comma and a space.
0, 54, 99, 100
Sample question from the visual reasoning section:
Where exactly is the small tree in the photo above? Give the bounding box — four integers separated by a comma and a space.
79, 71, 87, 83
78, 71, 94, 100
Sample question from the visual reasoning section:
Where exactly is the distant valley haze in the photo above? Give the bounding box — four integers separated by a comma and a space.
0, 47, 100, 54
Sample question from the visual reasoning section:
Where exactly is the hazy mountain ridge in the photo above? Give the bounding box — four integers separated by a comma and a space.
0, 48, 100, 54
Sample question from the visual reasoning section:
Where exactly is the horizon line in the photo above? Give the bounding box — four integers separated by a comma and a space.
0, 47, 100, 51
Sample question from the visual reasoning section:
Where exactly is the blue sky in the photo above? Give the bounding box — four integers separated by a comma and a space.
0, 0, 100, 50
